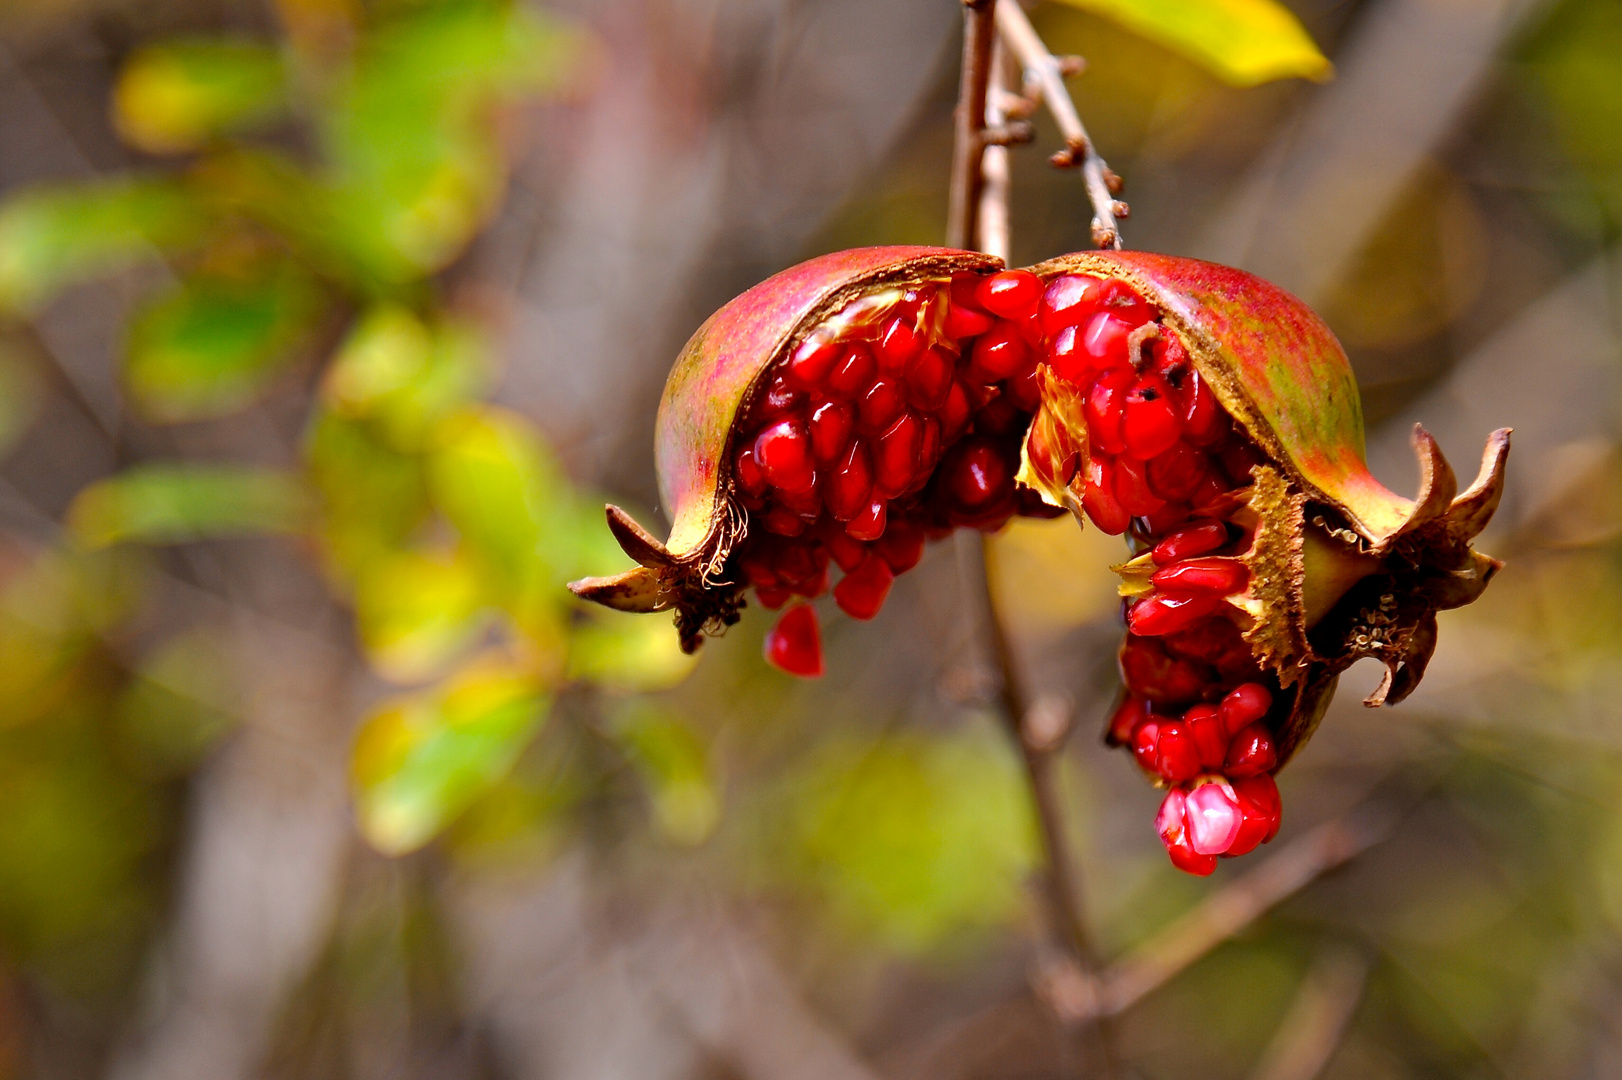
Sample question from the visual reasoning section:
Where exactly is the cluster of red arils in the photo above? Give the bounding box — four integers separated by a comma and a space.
727, 271, 1067, 675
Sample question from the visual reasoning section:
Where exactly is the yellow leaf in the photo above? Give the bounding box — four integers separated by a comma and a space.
1048, 0, 1331, 87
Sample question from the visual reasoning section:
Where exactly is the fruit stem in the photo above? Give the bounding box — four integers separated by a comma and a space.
947, 0, 998, 250
994, 0, 1125, 249
976, 39, 1013, 264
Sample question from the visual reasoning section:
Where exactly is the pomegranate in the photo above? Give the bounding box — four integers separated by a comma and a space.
569, 246, 1509, 874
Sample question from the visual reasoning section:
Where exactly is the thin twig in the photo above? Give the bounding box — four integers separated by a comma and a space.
1249, 945, 1370, 1080
995, 0, 1124, 249
976, 41, 1013, 264
946, 0, 998, 251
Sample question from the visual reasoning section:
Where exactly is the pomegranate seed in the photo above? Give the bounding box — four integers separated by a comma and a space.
873, 519, 925, 573
755, 418, 814, 493
974, 395, 1021, 436
1080, 310, 1137, 375
1219, 440, 1267, 487
977, 269, 1043, 319
826, 440, 873, 521
756, 585, 791, 609
1146, 442, 1207, 501
774, 480, 821, 519
940, 380, 973, 442
1132, 717, 1162, 772
1157, 791, 1219, 875
1155, 721, 1201, 782
846, 497, 887, 541
949, 271, 989, 312
968, 321, 1029, 382
739, 550, 778, 587
1185, 781, 1242, 855
1120, 633, 1211, 704
764, 604, 823, 677
1167, 833, 1219, 876
1224, 799, 1270, 856
1122, 375, 1183, 459
1219, 682, 1272, 735
1179, 369, 1227, 446
1082, 457, 1131, 535
873, 412, 923, 497
826, 344, 876, 399
833, 550, 894, 620
859, 375, 909, 434
917, 417, 943, 477
944, 437, 1011, 510
1184, 703, 1228, 770
736, 447, 768, 497
790, 565, 828, 598
1156, 787, 1187, 841
876, 315, 923, 373
1162, 615, 1246, 664
1008, 363, 1042, 412
1039, 273, 1104, 334
906, 346, 954, 410
763, 506, 806, 536
1233, 773, 1282, 842
821, 527, 868, 572
1150, 557, 1249, 595
1085, 367, 1133, 454
1097, 279, 1153, 324
810, 400, 854, 462
757, 374, 806, 419
1108, 695, 1149, 745
1128, 592, 1223, 637
1152, 519, 1228, 565
1046, 324, 1096, 386
944, 301, 994, 340
1225, 724, 1277, 777
786, 337, 840, 389
1140, 501, 1191, 535
1113, 455, 1165, 516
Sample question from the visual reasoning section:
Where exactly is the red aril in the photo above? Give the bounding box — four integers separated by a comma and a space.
1082, 457, 1132, 535
834, 551, 894, 620
1085, 367, 1133, 454
858, 375, 906, 433
810, 401, 854, 463
786, 337, 840, 389
1113, 455, 1165, 516
1155, 721, 1201, 782
873, 412, 923, 497
764, 604, 823, 677
1128, 592, 1223, 637
1219, 683, 1272, 735
755, 418, 814, 492
977, 269, 1043, 319
940, 380, 973, 441
1225, 724, 1277, 777
1120, 633, 1212, 704
757, 374, 806, 419
846, 497, 887, 541
826, 441, 873, 521
736, 447, 768, 498
873, 520, 925, 574
876, 315, 923, 372
1039, 273, 1104, 334
969, 322, 1029, 382
1080, 310, 1136, 373
1108, 694, 1149, 745
906, 346, 955, 410
1132, 716, 1162, 772
1122, 374, 1183, 459
1150, 557, 1249, 595
1147, 442, 1208, 502
1185, 781, 1242, 855
943, 437, 1011, 510
827, 344, 876, 398
1184, 703, 1228, 770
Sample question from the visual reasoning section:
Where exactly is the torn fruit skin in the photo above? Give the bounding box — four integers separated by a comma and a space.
569, 246, 1508, 872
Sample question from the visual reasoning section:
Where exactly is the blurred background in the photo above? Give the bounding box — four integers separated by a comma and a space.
0, 0, 1617, 1077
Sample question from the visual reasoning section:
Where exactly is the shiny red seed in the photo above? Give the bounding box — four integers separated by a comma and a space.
1151, 557, 1249, 595
826, 440, 873, 521
810, 400, 854, 463
1046, 324, 1096, 386
1108, 694, 1150, 745
944, 301, 994, 340
821, 527, 868, 573
977, 269, 1043, 319
1155, 721, 1201, 783
1167, 833, 1219, 876
945, 437, 1011, 510
873, 412, 923, 497
826, 344, 876, 399
1220, 683, 1273, 736
1153, 520, 1228, 565
1225, 724, 1277, 777
1128, 592, 1223, 637
786, 337, 841, 389
736, 447, 768, 497
940, 380, 973, 442
876, 315, 924, 373
1233, 773, 1282, 843
1080, 310, 1137, 374
873, 519, 926, 574
949, 271, 990, 312
1219, 440, 1267, 487
917, 416, 943, 473
1157, 791, 1219, 875
906, 346, 955, 410
1085, 367, 1133, 454
1120, 633, 1211, 704
756, 374, 806, 419
1140, 501, 1192, 535
1122, 374, 1183, 459
1039, 273, 1104, 334
858, 375, 906, 433
775, 480, 821, 519
1007, 364, 1041, 412
845, 497, 887, 541
1184, 703, 1228, 770
1113, 455, 1165, 516
1180, 369, 1227, 446
764, 603, 823, 677
833, 551, 894, 620
1162, 615, 1246, 664
763, 506, 807, 536
968, 321, 1029, 382
1185, 781, 1243, 855
754, 419, 814, 492
1189, 474, 1232, 514
756, 585, 791, 609
974, 395, 1021, 436
1082, 457, 1131, 535
1132, 716, 1162, 772
1146, 442, 1207, 502
1097, 279, 1153, 324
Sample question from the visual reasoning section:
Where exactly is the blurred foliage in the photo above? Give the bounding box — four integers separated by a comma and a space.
1047, 0, 1330, 87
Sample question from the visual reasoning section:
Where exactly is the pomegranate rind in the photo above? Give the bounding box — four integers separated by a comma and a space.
569, 245, 999, 650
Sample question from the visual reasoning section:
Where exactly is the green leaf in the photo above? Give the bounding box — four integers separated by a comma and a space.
68, 464, 309, 548
323, 304, 490, 448
351, 655, 550, 855
113, 38, 287, 155
124, 264, 322, 422
353, 547, 491, 684
610, 706, 718, 846
1048, 0, 1331, 87
0, 178, 201, 314
1519, 0, 1622, 234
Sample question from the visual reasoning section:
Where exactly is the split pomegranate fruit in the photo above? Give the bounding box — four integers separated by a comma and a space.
570, 246, 1508, 874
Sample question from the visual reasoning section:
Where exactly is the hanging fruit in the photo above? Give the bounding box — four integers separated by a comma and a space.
569, 245, 1508, 873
